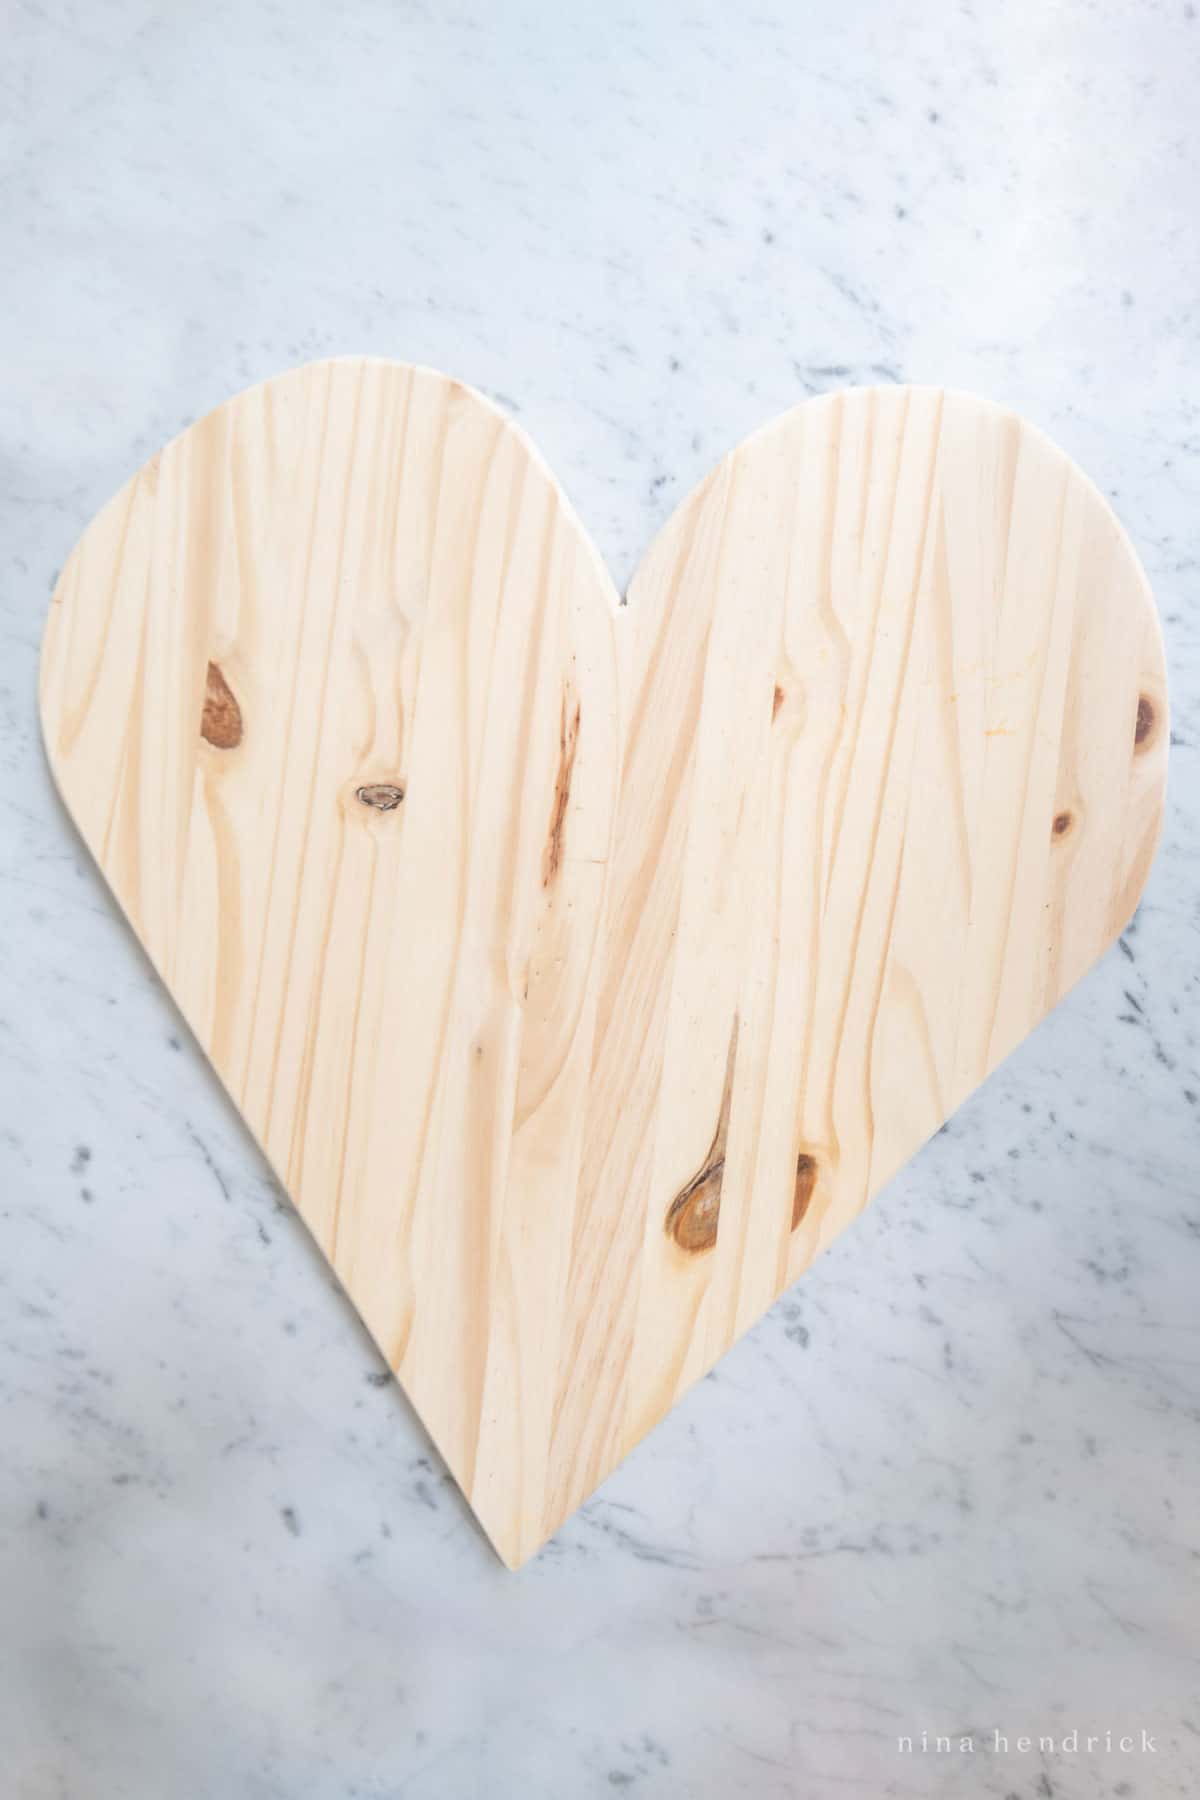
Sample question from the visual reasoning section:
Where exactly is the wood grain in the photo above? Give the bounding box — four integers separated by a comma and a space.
40, 361, 1168, 1566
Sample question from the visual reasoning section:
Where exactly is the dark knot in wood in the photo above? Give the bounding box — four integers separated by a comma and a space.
356, 782, 406, 812
201, 662, 242, 749
792, 1153, 818, 1229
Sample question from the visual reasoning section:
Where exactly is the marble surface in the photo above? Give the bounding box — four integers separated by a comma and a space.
3, 2, 1199, 1795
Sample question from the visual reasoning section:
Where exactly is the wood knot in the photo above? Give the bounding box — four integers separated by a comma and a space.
201, 662, 242, 749
1134, 694, 1156, 751
770, 674, 806, 734
664, 1017, 739, 1256
356, 782, 405, 812
665, 1164, 723, 1254
792, 1153, 818, 1229
1052, 810, 1074, 840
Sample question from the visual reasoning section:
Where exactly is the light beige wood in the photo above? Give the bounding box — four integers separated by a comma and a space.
39, 361, 1168, 1566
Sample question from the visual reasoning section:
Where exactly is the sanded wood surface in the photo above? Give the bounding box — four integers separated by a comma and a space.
40, 360, 1168, 1565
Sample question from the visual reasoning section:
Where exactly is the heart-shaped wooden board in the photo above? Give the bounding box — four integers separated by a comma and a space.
40, 360, 1167, 1565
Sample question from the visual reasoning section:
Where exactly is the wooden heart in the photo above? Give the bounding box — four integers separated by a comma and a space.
40, 360, 1167, 1566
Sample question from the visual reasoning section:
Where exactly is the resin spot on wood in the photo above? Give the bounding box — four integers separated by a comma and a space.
542, 684, 581, 887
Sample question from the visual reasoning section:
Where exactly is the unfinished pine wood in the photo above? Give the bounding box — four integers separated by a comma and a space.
40, 361, 1168, 1566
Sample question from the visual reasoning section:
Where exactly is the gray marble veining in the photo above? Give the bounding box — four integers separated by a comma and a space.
2, 2, 1198, 1796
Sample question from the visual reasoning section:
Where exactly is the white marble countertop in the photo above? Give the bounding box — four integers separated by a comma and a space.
3, 3, 1198, 1796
